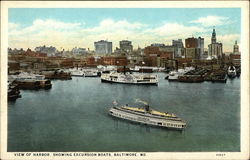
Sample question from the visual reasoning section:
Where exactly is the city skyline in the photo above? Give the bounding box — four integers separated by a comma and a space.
8, 8, 241, 52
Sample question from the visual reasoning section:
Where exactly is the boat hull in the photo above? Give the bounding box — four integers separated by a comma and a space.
228, 73, 236, 78
101, 78, 158, 85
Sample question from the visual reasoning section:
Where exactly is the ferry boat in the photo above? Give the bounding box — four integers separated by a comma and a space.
227, 66, 237, 78
101, 72, 158, 85
109, 101, 186, 130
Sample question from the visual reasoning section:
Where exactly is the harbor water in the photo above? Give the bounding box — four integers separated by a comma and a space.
8, 73, 240, 152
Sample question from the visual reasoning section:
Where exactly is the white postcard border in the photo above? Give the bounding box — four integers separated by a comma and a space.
1, 1, 249, 160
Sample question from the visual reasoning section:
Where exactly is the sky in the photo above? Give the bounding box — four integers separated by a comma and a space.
8, 8, 241, 52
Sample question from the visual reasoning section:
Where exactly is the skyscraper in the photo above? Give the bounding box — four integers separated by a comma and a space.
185, 37, 199, 59
197, 37, 204, 58
119, 40, 133, 53
208, 27, 223, 59
172, 39, 184, 58
185, 37, 197, 48
94, 40, 112, 54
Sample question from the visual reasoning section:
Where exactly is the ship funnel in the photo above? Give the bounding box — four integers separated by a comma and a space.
135, 98, 150, 112
145, 104, 150, 112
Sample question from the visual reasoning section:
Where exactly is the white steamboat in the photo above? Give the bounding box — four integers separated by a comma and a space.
101, 72, 158, 85
109, 100, 186, 130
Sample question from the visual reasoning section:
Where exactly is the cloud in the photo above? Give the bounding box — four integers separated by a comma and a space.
8, 22, 20, 30
81, 19, 145, 35
190, 16, 229, 27
146, 23, 207, 37
9, 18, 146, 50
32, 19, 83, 30
9, 19, 83, 36
217, 34, 240, 51
8, 18, 238, 52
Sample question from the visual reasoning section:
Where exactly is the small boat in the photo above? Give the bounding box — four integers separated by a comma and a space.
71, 70, 84, 77
228, 66, 237, 78
109, 100, 186, 130
166, 67, 195, 81
83, 70, 99, 77
101, 72, 158, 85
167, 71, 180, 81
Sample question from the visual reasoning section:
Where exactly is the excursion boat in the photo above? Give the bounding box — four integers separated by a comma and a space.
227, 66, 237, 78
109, 101, 186, 130
101, 72, 158, 85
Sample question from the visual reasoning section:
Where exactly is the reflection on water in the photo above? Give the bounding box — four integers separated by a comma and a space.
8, 73, 240, 152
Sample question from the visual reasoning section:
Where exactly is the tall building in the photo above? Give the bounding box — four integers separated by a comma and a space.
72, 47, 87, 55
185, 48, 198, 59
151, 43, 165, 47
34, 45, 57, 56
197, 37, 204, 56
233, 40, 239, 54
94, 40, 112, 54
172, 39, 184, 58
208, 27, 223, 59
185, 37, 199, 59
185, 37, 197, 48
120, 40, 133, 53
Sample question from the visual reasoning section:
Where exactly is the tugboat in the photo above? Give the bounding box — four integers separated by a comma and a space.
227, 66, 237, 78
108, 99, 186, 130
101, 71, 158, 85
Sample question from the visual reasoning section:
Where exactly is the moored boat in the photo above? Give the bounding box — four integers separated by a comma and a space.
9, 72, 52, 89
178, 75, 204, 83
101, 72, 158, 85
8, 83, 21, 101
109, 100, 186, 130
71, 70, 84, 77
227, 66, 237, 78
83, 70, 99, 77
166, 67, 195, 81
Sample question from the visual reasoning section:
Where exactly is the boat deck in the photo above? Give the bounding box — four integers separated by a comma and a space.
121, 106, 177, 118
